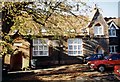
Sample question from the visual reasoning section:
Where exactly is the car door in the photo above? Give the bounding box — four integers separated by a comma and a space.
116, 54, 120, 65
108, 54, 120, 66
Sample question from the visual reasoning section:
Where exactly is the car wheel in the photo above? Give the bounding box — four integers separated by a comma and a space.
98, 65, 105, 72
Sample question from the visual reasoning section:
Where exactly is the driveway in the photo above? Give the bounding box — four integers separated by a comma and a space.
2, 64, 119, 82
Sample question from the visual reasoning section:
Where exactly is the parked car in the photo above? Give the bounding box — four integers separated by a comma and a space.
87, 53, 120, 72
114, 65, 120, 80
84, 54, 105, 63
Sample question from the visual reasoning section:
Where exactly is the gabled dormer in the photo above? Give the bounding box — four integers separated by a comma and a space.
94, 23, 104, 36
88, 6, 109, 38
108, 21, 119, 37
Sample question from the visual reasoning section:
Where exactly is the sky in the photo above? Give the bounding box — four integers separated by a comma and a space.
87, 0, 120, 17
2, 0, 119, 17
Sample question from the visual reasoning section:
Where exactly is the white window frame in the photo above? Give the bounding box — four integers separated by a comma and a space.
109, 27, 116, 37
109, 24, 117, 37
94, 26, 104, 35
68, 38, 83, 56
33, 38, 49, 56
41, 28, 47, 33
109, 45, 117, 54
109, 22, 119, 29
108, 21, 119, 37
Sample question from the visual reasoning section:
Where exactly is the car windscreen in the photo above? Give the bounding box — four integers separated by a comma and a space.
104, 56, 109, 60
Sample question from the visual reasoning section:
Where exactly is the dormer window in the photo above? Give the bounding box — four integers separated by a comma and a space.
41, 27, 47, 34
109, 23, 117, 37
41, 28, 47, 33
109, 26, 116, 37
13, 30, 18, 33
94, 24, 104, 35
108, 21, 119, 37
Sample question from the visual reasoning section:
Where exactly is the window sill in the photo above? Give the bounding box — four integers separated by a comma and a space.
33, 55, 49, 57
94, 34, 104, 36
68, 54, 83, 56
110, 52, 117, 54
109, 36, 117, 37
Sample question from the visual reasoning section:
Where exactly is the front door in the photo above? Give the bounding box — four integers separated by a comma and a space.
10, 51, 22, 70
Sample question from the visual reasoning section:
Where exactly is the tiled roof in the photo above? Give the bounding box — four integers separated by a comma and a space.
45, 14, 89, 35
105, 17, 120, 28
112, 18, 120, 27
8, 16, 40, 36
9, 14, 90, 36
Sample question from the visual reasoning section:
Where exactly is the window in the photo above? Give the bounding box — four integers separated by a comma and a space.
33, 38, 49, 56
109, 45, 117, 54
41, 28, 47, 33
13, 42, 22, 46
109, 26, 116, 37
68, 38, 83, 56
94, 26, 104, 35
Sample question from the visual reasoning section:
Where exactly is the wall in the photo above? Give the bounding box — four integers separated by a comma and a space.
31, 38, 84, 68
89, 10, 109, 54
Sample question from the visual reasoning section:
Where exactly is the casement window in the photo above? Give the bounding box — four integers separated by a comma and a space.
109, 26, 116, 37
109, 45, 117, 54
33, 38, 49, 56
68, 38, 83, 56
94, 26, 104, 35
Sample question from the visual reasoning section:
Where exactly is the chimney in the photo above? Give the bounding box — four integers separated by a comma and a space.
76, 3, 79, 11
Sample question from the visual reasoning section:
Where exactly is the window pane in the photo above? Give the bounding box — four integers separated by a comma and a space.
41, 40, 46, 44
78, 45, 81, 49
34, 51, 38, 55
68, 39, 73, 44
44, 46, 48, 50
109, 46, 117, 53
114, 46, 116, 52
112, 29, 116, 36
98, 27, 102, 34
74, 45, 77, 50
39, 51, 43, 55
74, 39, 78, 44
68, 51, 73, 54
109, 30, 111, 35
112, 47, 114, 52
34, 46, 38, 50
39, 46, 43, 50
43, 51, 48, 55
78, 39, 82, 44
34, 39, 38, 44
38, 39, 42, 44
109, 47, 111, 52
94, 27, 98, 34
94, 26, 103, 35
68, 45, 73, 50
74, 51, 77, 54
78, 51, 82, 54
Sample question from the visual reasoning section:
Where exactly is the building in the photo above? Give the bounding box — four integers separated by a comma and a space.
2, 7, 120, 70
30, 7, 110, 68
105, 18, 120, 54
